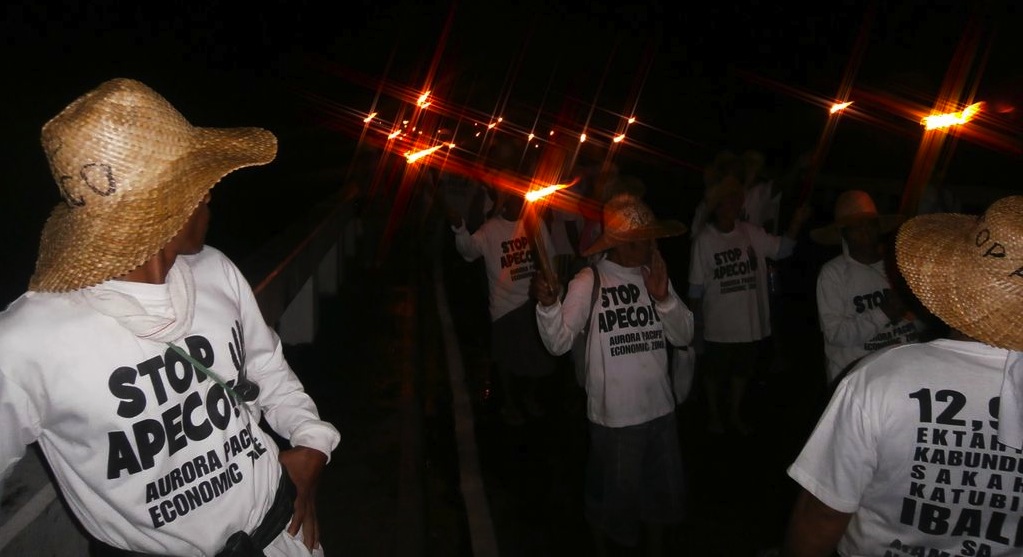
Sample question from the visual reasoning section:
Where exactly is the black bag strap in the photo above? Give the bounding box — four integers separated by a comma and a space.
581, 263, 600, 338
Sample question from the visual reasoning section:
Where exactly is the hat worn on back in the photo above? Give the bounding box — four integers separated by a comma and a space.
30, 78, 278, 292
895, 195, 1023, 351
810, 189, 904, 245
581, 193, 686, 257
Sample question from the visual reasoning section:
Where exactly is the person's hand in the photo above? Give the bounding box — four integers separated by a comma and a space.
530, 270, 560, 307
445, 205, 464, 229
642, 247, 669, 301
279, 446, 328, 551
880, 288, 912, 323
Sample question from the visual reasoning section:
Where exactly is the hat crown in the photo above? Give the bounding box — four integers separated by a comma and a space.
603, 194, 656, 236
41, 78, 194, 210
834, 190, 880, 221
965, 196, 1023, 273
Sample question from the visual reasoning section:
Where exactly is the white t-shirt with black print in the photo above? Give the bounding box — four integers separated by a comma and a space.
688, 221, 781, 343
453, 215, 554, 322
535, 259, 694, 427
789, 340, 1023, 557
0, 247, 339, 556
817, 250, 923, 383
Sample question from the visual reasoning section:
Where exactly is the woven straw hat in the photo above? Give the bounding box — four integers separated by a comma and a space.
30, 78, 277, 292
581, 193, 686, 257
895, 195, 1023, 351
810, 190, 905, 245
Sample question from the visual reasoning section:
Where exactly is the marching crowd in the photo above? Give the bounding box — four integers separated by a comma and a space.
439, 132, 1020, 557
0, 76, 1018, 557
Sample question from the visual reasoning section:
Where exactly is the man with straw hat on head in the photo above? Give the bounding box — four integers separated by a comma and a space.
0, 78, 339, 556
811, 189, 924, 387
783, 196, 1023, 557
530, 193, 693, 555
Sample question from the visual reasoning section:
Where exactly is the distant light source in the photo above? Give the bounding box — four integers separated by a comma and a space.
829, 101, 853, 114
922, 102, 984, 130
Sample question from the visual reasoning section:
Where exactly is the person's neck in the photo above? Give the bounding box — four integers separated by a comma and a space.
713, 219, 736, 233
607, 251, 642, 268
847, 245, 882, 265
948, 328, 978, 343
118, 250, 177, 284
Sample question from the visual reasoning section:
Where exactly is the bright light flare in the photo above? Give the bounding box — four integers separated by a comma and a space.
525, 183, 571, 202
612, 134, 626, 143
579, 133, 587, 143
363, 112, 378, 123
829, 101, 853, 114
922, 102, 984, 130
627, 117, 637, 124
416, 91, 431, 108
387, 130, 402, 140
404, 144, 445, 163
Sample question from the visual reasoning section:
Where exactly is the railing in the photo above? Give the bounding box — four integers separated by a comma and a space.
0, 195, 359, 556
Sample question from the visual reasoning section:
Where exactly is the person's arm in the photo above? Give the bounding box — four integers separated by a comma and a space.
452, 221, 485, 262
781, 488, 853, 557
0, 369, 39, 499
686, 238, 707, 352
223, 252, 339, 550
643, 248, 694, 347
533, 266, 596, 355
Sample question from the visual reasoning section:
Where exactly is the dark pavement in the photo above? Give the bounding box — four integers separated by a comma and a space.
282, 206, 837, 557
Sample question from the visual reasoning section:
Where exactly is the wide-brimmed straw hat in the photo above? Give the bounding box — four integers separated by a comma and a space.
810, 190, 905, 245
895, 195, 1023, 350
581, 193, 687, 257
30, 78, 277, 292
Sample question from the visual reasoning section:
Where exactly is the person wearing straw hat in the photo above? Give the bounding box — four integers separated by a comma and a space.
783, 195, 1023, 557
811, 189, 924, 387
687, 175, 811, 436
0, 79, 339, 556
530, 193, 693, 555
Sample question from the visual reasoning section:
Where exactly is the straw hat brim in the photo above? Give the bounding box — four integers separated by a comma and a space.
896, 213, 1023, 351
810, 214, 905, 245
581, 221, 687, 257
30, 126, 277, 292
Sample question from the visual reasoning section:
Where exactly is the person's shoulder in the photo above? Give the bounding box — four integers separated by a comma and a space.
818, 253, 847, 274
184, 245, 245, 281
187, 245, 234, 268
849, 341, 950, 384
0, 291, 80, 342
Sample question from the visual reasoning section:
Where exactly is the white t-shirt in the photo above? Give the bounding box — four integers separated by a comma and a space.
535, 259, 694, 427
453, 215, 554, 321
788, 340, 1023, 557
0, 247, 340, 556
817, 250, 924, 383
688, 221, 781, 343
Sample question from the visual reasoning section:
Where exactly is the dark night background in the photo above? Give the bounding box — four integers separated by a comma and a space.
1, 0, 1021, 306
